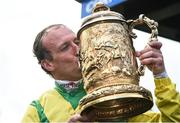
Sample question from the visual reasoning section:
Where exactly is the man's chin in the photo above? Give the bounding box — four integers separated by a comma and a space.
73, 75, 82, 81
74, 68, 82, 78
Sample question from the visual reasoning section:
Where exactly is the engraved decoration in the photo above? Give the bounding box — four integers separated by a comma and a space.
80, 22, 139, 93
77, 2, 158, 121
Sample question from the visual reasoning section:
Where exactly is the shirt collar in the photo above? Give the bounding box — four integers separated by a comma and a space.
55, 79, 82, 93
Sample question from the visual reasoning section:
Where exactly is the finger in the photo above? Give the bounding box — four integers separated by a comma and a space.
136, 41, 162, 57
81, 109, 96, 122
135, 51, 141, 57
68, 114, 85, 123
147, 41, 162, 50
139, 49, 162, 60
139, 45, 162, 56
140, 57, 163, 65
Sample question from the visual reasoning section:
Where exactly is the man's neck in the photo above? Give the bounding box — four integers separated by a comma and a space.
55, 79, 81, 93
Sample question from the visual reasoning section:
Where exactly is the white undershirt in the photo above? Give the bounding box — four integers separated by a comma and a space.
55, 79, 81, 92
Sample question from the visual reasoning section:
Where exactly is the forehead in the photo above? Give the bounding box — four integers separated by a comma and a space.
42, 25, 75, 48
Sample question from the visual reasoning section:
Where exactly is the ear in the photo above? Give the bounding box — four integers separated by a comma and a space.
41, 59, 54, 72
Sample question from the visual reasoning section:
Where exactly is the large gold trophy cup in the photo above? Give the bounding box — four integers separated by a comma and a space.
77, 2, 158, 121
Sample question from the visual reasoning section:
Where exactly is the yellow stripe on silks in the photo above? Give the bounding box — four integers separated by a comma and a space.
38, 89, 76, 122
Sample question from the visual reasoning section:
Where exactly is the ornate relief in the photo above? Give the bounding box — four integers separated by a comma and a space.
80, 22, 139, 92
77, 2, 158, 121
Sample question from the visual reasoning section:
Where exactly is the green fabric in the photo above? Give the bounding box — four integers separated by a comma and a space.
22, 77, 180, 122
55, 81, 86, 109
30, 100, 49, 123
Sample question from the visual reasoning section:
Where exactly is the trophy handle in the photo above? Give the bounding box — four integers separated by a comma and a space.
127, 14, 158, 76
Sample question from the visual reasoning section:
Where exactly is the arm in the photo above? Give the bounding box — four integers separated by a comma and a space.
21, 100, 49, 123
155, 77, 180, 122
137, 40, 180, 122
21, 105, 40, 123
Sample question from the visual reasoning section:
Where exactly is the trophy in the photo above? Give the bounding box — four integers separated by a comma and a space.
77, 2, 158, 121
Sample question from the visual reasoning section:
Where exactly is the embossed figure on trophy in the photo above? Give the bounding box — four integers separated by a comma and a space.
77, 2, 158, 121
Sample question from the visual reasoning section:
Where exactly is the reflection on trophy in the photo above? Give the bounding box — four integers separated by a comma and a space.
77, 2, 158, 121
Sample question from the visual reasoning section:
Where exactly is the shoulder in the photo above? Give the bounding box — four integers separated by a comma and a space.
40, 89, 60, 98
38, 88, 64, 106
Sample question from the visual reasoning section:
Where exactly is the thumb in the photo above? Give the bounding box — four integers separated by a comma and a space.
135, 51, 141, 57
147, 41, 162, 50
68, 114, 82, 123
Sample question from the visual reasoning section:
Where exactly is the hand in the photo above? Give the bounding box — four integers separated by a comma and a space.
136, 40, 165, 75
68, 110, 95, 123
68, 114, 88, 123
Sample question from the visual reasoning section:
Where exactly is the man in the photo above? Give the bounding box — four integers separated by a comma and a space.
22, 24, 180, 122
22, 24, 85, 122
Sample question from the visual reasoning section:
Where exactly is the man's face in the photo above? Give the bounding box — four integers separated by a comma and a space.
42, 26, 82, 80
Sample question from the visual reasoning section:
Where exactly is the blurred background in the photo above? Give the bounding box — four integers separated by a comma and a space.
0, 0, 179, 122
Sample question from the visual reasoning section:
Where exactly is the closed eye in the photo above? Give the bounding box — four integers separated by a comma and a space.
60, 42, 70, 51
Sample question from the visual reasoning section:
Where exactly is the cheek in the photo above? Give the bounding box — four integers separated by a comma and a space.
53, 52, 78, 68
56, 55, 77, 65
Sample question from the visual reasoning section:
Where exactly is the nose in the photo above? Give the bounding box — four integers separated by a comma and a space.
71, 41, 79, 56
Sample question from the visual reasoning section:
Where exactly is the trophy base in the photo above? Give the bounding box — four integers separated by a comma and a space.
79, 84, 153, 121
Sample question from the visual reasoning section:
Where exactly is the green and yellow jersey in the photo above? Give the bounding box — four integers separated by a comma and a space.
22, 78, 180, 122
